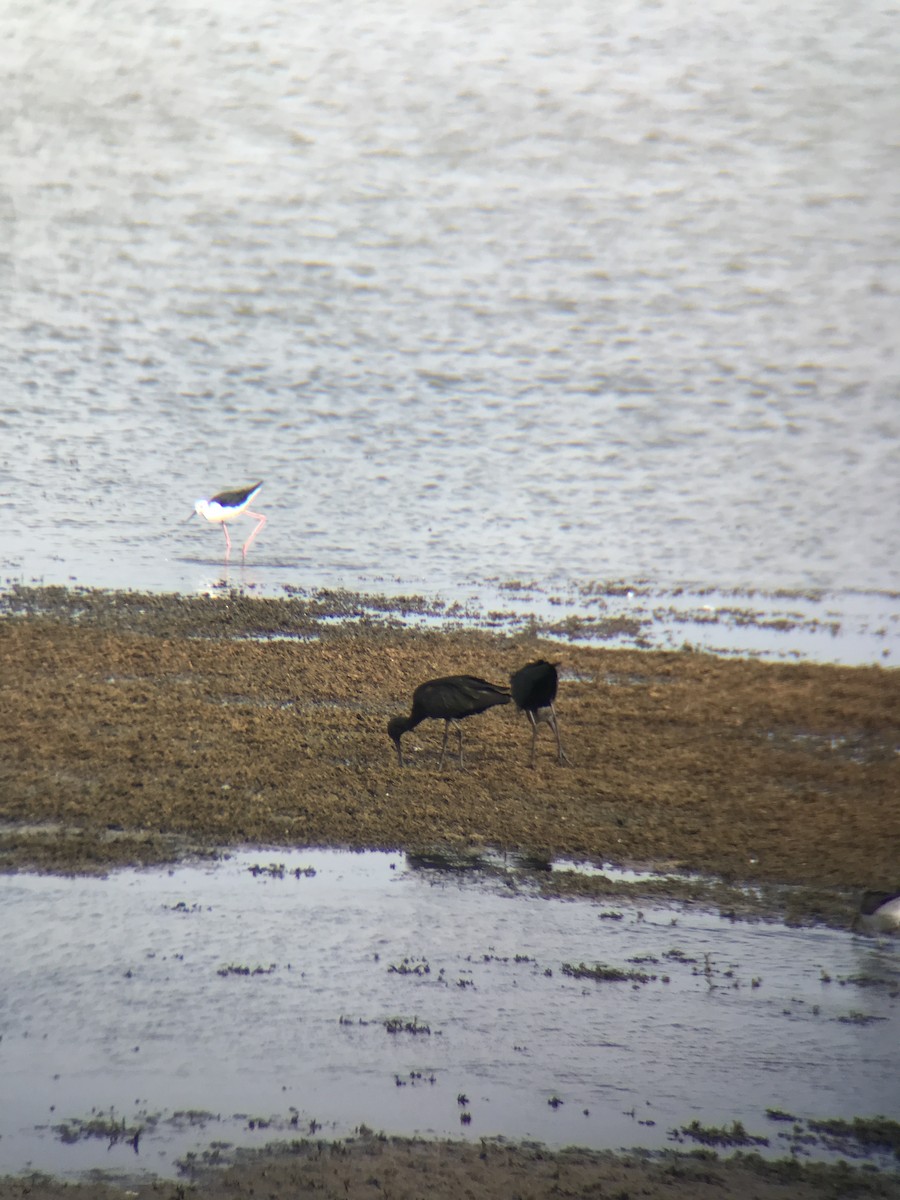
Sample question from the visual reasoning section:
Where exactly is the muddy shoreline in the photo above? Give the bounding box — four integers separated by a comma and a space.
5, 1134, 900, 1200
3, 586, 899, 1199
3, 586, 898, 902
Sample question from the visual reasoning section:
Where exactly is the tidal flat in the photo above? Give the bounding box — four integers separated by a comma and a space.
1, 587, 898, 1199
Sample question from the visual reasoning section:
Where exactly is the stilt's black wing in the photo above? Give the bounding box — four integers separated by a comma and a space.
210, 481, 263, 508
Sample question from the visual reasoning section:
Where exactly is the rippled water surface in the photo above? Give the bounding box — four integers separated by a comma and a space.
1, 851, 898, 1179
0, 0, 897, 630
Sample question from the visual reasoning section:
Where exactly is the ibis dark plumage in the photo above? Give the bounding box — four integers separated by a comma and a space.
387, 675, 511, 769
510, 659, 570, 767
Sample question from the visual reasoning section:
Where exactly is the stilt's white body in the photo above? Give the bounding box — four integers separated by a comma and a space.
195, 498, 250, 524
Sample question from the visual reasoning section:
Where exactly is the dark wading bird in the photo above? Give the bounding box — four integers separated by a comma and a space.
387, 675, 511, 769
188, 481, 266, 563
510, 659, 570, 768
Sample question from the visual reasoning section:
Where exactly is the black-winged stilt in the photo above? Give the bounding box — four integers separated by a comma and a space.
189, 481, 266, 563
510, 659, 571, 767
388, 675, 511, 769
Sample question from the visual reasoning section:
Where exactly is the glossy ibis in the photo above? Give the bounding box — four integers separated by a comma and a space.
387, 675, 510, 769
510, 659, 570, 767
189, 481, 266, 562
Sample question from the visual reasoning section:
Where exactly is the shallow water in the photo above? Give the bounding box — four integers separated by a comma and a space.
1, 850, 897, 1180
0, 0, 898, 659
347, 578, 900, 665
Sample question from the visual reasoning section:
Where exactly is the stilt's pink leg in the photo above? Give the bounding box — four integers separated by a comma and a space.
241, 511, 267, 560
223, 524, 232, 562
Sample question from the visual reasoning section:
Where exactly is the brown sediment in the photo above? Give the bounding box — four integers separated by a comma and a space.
3, 1134, 900, 1200
1, 588, 897, 901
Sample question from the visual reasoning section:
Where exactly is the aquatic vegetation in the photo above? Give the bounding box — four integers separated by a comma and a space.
562, 962, 654, 984
673, 1119, 769, 1148
383, 1016, 431, 1035
808, 1116, 900, 1158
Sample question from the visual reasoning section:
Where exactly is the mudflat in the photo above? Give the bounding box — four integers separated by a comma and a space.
2, 588, 897, 901
5, 1135, 900, 1200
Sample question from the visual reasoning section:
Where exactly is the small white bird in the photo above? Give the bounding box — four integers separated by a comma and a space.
189, 481, 266, 562
856, 890, 900, 934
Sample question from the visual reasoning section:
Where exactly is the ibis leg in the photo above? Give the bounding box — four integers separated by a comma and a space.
527, 712, 538, 769
438, 721, 450, 771
549, 702, 571, 765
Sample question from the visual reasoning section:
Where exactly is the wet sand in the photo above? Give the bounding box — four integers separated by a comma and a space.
2, 587, 899, 1198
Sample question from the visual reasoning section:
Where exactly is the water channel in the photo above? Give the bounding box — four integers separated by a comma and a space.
2, 849, 897, 1180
